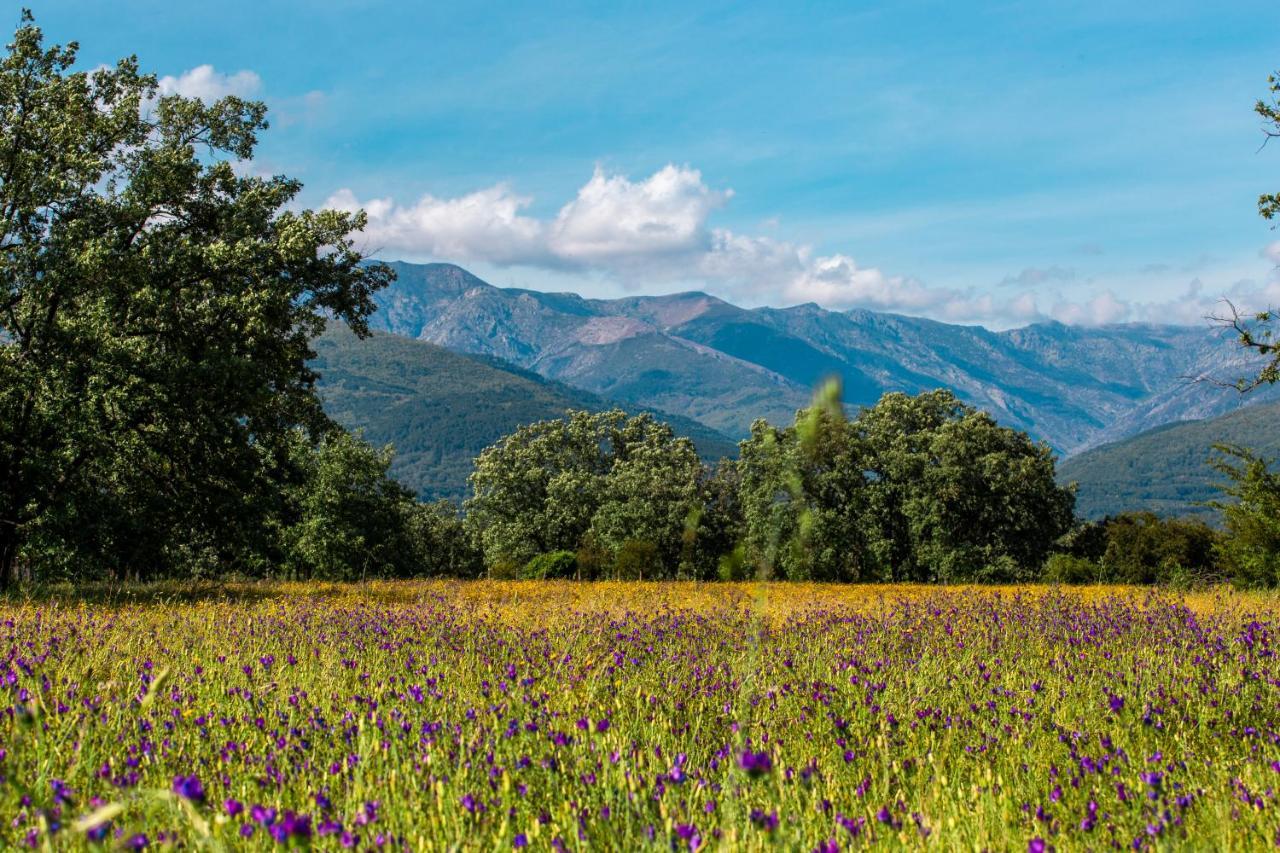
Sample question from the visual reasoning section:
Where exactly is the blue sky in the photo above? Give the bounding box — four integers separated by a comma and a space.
27, 0, 1280, 327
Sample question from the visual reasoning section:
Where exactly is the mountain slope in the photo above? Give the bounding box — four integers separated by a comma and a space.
1057, 400, 1280, 520
311, 325, 739, 501
367, 261, 1278, 453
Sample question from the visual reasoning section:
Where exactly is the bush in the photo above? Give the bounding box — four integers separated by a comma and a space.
1055, 521, 1108, 562
1099, 512, 1221, 585
1042, 553, 1100, 585
614, 540, 659, 580
523, 550, 578, 580
488, 559, 524, 580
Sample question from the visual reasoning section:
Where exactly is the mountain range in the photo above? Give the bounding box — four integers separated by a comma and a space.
365, 261, 1279, 455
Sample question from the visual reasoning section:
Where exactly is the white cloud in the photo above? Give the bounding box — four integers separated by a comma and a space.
547, 165, 730, 266
325, 185, 548, 266
1049, 292, 1130, 326
157, 65, 262, 101
325, 165, 1280, 328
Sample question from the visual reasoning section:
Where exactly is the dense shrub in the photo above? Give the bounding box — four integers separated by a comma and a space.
1042, 553, 1101, 585
523, 551, 578, 580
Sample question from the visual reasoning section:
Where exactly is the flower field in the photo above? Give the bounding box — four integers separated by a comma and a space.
3, 582, 1280, 850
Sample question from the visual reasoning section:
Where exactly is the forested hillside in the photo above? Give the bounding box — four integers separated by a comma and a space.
1058, 400, 1280, 520
312, 325, 739, 500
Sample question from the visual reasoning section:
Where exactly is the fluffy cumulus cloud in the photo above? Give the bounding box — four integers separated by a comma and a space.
547, 166, 730, 266
325, 165, 1280, 328
157, 65, 262, 101
324, 186, 548, 266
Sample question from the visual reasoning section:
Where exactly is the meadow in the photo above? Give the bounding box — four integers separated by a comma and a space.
3, 582, 1280, 850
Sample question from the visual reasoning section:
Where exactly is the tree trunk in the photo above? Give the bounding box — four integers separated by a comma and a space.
0, 525, 18, 592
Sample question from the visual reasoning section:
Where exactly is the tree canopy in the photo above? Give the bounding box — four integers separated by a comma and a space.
0, 15, 392, 584
463, 409, 706, 577
738, 389, 1075, 583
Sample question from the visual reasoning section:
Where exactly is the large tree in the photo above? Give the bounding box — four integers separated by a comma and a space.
464, 409, 705, 575
0, 15, 391, 584
857, 390, 1075, 581
737, 403, 871, 582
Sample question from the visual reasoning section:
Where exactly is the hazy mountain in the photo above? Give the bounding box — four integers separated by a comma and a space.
368, 261, 1278, 454
1057, 400, 1280, 521
312, 325, 739, 501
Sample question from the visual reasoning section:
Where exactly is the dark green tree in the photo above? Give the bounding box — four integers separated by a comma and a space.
856, 390, 1075, 582
281, 432, 415, 580
738, 387, 1074, 583
738, 386, 871, 581
1211, 445, 1280, 587
403, 500, 484, 578
1097, 512, 1221, 585
0, 15, 391, 585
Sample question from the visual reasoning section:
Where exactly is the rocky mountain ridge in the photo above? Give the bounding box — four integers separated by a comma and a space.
368, 261, 1279, 454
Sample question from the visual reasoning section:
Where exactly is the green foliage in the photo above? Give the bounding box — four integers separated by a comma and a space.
573, 538, 611, 581
588, 418, 704, 577
464, 410, 708, 576
1097, 512, 1221, 585
1259, 70, 1280, 222
1219, 70, 1280, 388
402, 500, 484, 579
1212, 445, 1280, 587
0, 16, 391, 585
613, 540, 659, 580
1054, 519, 1110, 562
281, 432, 415, 580
738, 388, 1075, 584
523, 551, 578, 580
1042, 553, 1101, 585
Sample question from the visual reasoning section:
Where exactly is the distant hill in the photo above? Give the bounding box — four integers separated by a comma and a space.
368, 261, 1279, 454
311, 325, 739, 501
1057, 400, 1280, 521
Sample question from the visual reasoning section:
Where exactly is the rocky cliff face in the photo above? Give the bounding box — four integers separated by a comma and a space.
369, 261, 1278, 454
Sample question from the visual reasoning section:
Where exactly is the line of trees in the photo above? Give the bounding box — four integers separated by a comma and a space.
458, 387, 1079, 583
